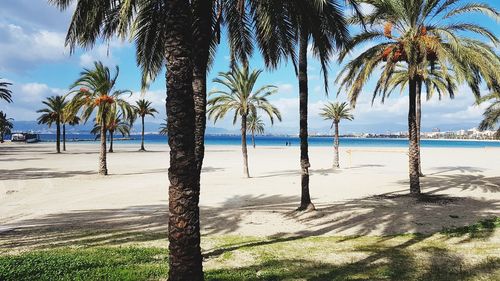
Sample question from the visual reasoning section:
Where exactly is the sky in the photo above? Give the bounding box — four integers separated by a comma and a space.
0, 0, 499, 135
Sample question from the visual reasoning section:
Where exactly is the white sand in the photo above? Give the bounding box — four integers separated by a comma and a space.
0, 141, 499, 244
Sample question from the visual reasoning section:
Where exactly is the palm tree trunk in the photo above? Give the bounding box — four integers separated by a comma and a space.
297, 29, 315, 211
109, 131, 114, 153
251, 130, 256, 148
99, 109, 108, 175
140, 116, 145, 151
241, 114, 250, 178
62, 123, 66, 151
56, 120, 61, 153
408, 76, 421, 194
1, 132, 4, 143
416, 78, 424, 177
334, 121, 340, 168
192, 0, 212, 174
165, 1, 203, 279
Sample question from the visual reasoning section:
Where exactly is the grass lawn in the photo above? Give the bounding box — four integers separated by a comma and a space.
0, 218, 499, 281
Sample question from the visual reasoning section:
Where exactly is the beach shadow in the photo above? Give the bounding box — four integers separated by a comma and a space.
2, 191, 497, 252
349, 164, 385, 169
202, 166, 225, 173
427, 166, 485, 175
254, 168, 340, 178
0, 168, 95, 180
394, 174, 500, 194
0, 157, 43, 162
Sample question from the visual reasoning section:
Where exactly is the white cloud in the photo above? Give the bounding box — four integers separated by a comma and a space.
3, 82, 67, 120
277, 83, 295, 95
0, 23, 68, 72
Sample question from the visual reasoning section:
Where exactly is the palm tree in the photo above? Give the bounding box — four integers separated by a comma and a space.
0, 79, 13, 103
69, 61, 132, 175
61, 104, 80, 152
337, 0, 500, 194
37, 96, 67, 153
247, 113, 265, 148
478, 92, 500, 139
159, 119, 168, 136
320, 102, 354, 168
50, 1, 208, 277
0, 111, 13, 143
134, 99, 158, 151
208, 65, 281, 178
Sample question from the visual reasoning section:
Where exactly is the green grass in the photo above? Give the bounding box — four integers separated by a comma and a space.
1, 218, 499, 281
441, 217, 500, 238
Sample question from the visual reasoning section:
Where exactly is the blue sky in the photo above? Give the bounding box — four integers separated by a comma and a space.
0, 0, 499, 134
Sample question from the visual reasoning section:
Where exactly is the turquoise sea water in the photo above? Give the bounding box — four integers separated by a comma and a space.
32, 134, 500, 148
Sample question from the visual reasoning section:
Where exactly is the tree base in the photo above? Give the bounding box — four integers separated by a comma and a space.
296, 202, 315, 212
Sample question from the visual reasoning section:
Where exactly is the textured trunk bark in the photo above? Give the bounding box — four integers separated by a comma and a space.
416, 78, 424, 177
0, 133, 4, 143
109, 131, 114, 153
62, 123, 66, 151
140, 115, 145, 151
165, 1, 203, 279
241, 114, 250, 178
192, 0, 212, 173
297, 29, 315, 211
56, 120, 61, 153
334, 121, 340, 168
408, 76, 421, 194
251, 131, 255, 148
98, 109, 108, 175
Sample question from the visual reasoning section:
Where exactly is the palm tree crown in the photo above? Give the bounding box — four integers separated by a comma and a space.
134, 99, 157, 118
0, 111, 14, 140
37, 96, 67, 127
248, 114, 266, 135
320, 102, 354, 125
0, 79, 13, 103
478, 92, 500, 139
208, 65, 281, 124
70, 61, 133, 123
90, 112, 131, 139
159, 118, 168, 136
337, 0, 500, 105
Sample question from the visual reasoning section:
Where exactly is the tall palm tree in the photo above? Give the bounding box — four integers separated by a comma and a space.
337, 0, 500, 194
0, 111, 13, 143
208, 65, 281, 178
49, 1, 206, 277
61, 104, 80, 152
134, 99, 158, 151
478, 92, 500, 139
0, 79, 13, 103
320, 102, 354, 168
247, 113, 265, 148
69, 61, 132, 175
37, 96, 67, 153
50, 0, 204, 278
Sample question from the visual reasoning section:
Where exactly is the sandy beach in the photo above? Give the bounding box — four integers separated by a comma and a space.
1, 142, 499, 250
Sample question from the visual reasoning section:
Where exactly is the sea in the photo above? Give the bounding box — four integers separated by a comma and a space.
28, 134, 500, 148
